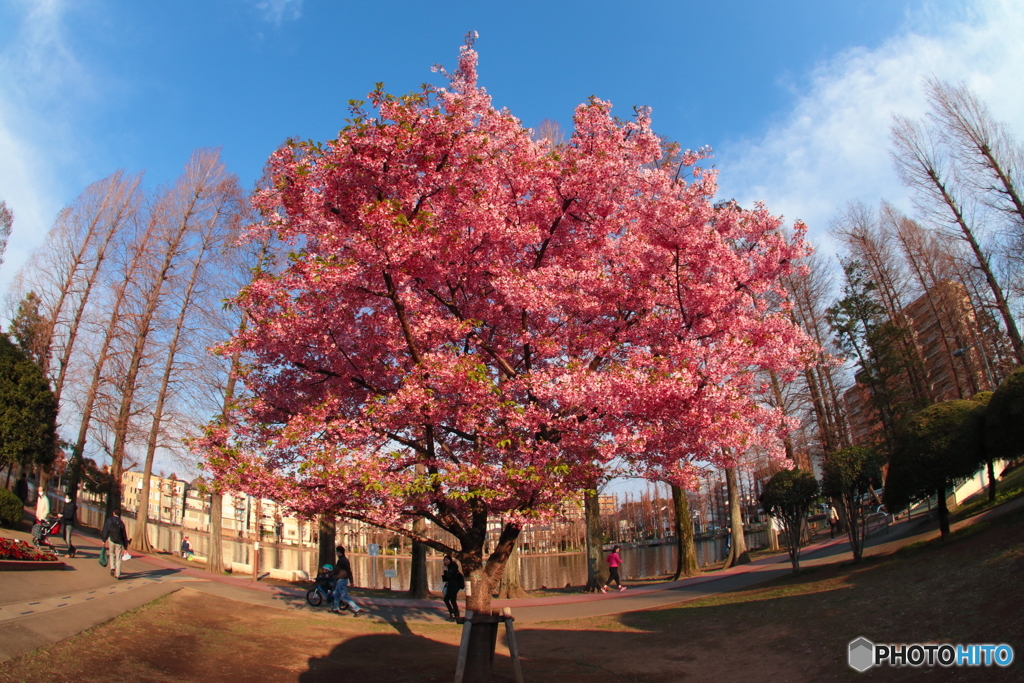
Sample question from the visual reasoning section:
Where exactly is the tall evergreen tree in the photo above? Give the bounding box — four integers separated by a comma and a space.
0, 335, 58, 474
828, 260, 928, 452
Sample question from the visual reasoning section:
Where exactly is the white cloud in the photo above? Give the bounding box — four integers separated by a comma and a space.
0, 0, 93, 298
717, 0, 1024, 249
255, 0, 303, 26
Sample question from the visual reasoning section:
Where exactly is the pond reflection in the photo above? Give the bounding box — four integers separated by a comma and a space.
97, 501, 769, 592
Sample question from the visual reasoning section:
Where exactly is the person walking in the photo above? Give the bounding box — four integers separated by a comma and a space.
34, 486, 50, 523
828, 505, 840, 539
60, 495, 77, 558
101, 509, 130, 580
601, 545, 627, 593
331, 546, 362, 615
441, 555, 465, 621
15, 473, 29, 505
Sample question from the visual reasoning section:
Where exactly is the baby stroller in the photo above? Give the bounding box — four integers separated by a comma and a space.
31, 516, 61, 549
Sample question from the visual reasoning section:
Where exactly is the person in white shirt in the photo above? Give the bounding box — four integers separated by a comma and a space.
35, 487, 50, 522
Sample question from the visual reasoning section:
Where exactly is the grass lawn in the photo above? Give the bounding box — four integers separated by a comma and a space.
949, 462, 1024, 524
1, 508, 1021, 682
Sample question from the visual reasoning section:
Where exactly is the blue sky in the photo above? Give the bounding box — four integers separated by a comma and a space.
3, 0, 1023, 305
2, 0, 1022, 484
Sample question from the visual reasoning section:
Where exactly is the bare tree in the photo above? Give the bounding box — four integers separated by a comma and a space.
925, 78, 1024, 238
884, 204, 982, 396
831, 202, 930, 403
133, 176, 243, 551
533, 118, 565, 147
198, 224, 276, 574
891, 113, 1024, 364
0, 200, 12, 271
65, 204, 157, 503
783, 250, 851, 456
5, 172, 143, 408
104, 151, 238, 515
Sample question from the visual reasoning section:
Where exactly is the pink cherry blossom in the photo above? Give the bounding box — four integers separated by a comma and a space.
195, 40, 817, 611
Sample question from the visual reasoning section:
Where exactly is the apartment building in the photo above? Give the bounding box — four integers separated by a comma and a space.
121, 471, 186, 525
844, 281, 1004, 446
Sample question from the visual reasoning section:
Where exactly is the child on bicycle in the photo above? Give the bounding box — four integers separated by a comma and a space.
316, 564, 336, 592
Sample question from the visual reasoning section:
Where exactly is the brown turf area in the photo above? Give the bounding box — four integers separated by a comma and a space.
1, 508, 1021, 682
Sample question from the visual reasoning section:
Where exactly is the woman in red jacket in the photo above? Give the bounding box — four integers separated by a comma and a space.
601, 546, 627, 593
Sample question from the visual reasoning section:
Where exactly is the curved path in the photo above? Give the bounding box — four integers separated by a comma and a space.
2, 495, 1021, 663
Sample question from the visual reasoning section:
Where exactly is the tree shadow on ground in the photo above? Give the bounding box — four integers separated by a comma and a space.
118, 567, 182, 580
293, 515, 1024, 683
266, 585, 453, 624
298, 631, 470, 683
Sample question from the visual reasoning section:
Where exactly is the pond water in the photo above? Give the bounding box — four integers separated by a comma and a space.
99, 502, 770, 592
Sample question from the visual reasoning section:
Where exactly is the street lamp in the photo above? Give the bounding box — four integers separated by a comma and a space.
952, 342, 996, 390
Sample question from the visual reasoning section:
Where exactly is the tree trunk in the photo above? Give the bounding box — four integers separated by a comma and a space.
670, 483, 699, 579
769, 370, 803, 466
64, 241, 141, 506
134, 474, 154, 552
318, 515, 336, 570
134, 237, 209, 554
987, 458, 997, 503
843, 491, 865, 562
407, 517, 430, 599
723, 467, 750, 568
207, 492, 225, 573
106, 151, 238, 519
584, 490, 607, 591
497, 542, 526, 598
460, 522, 520, 614
784, 513, 802, 574
937, 486, 951, 541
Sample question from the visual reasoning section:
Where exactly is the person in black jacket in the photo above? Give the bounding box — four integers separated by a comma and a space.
330, 546, 362, 615
101, 509, 130, 580
441, 555, 464, 621
60, 495, 77, 558
15, 473, 29, 505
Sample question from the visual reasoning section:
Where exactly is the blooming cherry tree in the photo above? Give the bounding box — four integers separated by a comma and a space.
200, 40, 815, 611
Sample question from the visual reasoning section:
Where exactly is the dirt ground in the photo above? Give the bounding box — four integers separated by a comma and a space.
1, 509, 1022, 683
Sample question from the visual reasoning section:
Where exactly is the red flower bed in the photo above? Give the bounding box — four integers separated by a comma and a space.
0, 537, 59, 562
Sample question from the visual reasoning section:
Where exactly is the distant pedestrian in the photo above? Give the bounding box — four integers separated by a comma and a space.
180, 536, 194, 558
601, 546, 627, 593
34, 486, 50, 523
101, 509, 130, 580
15, 473, 29, 505
441, 555, 464, 621
60, 495, 77, 558
331, 546, 362, 615
829, 506, 840, 539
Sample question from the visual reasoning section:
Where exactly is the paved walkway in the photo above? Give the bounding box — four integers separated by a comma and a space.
2, 495, 1021, 663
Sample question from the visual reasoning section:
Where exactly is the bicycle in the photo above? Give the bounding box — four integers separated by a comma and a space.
306, 582, 349, 610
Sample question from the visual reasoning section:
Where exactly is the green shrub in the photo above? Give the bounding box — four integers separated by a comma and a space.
886, 399, 985, 540
761, 468, 819, 573
0, 487, 24, 528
